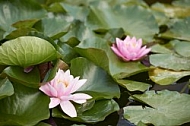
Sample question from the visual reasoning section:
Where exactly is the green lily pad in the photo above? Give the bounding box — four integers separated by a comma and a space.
52, 99, 119, 123
149, 67, 190, 85
151, 44, 172, 54
75, 37, 149, 79
116, 79, 151, 92
3, 66, 40, 88
0, 0, 46, 37
34, 17, 70, 39
151, 2, 190, 18
161, 17, 190, 41
70, 57, 120, 99
0, 82, 50, 125
86, 4, 158, 41
174, 41, 190, 57
124, 90, 190, 125
0, 36, 57, 67
150, 53, 190, 71
0, 78, 14, 100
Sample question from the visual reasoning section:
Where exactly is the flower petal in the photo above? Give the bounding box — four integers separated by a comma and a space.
49, 98, 60, 108
70, 78, 87, 93
111, 45, 125, 58
71, 93, 92, 104
39, 83, 57, 97
60, 101, 77, 117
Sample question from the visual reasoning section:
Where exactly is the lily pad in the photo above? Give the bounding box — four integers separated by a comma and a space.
0, 78, 14, 100
0, 36, 58, 67
0, 82, 50, 125
124, 90, 190, 125
86, 4, 158, 41
150, 53, 190, 71
116, 79, 151, 92
70, 57, 120, 99
3, 66, 40, 88
34, 17, 70, 39
52, 99, 119, 123
0, 0, 46, 37
174, 41, 190, 58
161, 17, 190, 41
75, 37, 149, 79
149, 67, 190, 85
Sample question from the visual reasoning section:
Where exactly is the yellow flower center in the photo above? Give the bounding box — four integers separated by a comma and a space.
58, 79, 69, 87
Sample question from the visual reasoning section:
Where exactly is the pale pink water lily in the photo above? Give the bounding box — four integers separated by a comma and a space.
111, 36, 151, 61
39, 69, 92, 117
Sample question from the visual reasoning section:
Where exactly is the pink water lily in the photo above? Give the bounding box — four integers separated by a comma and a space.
39, 69, 92, 117
111, 36, 151, 61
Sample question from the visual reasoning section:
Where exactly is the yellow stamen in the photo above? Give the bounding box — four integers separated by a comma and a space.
58, 79, 69, 87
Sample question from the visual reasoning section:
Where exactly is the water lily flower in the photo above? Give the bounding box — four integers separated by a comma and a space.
39, 69, 92, 117
111, 36, 151, 61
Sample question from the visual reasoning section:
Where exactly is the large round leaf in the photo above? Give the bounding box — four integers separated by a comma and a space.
86, 4, 158, 41
70, 57, 120, 99
0, 36, 57, 67
124, 90, 190, 125
150, 53, 190, 71
0, 0, 46, 37
0, 78, 14, 100
0, 82, 50, 125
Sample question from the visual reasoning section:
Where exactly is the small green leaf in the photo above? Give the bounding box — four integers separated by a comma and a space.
0, 82, 50, 125
116, 79, 151, 92
0, 78, 14, 100
174, 41, 190, 57
124, 90, 190, 125
0, 36, 57, 67
149, 67, 190, 85
151, 44, 172, 54
150, 53, 190, 71
34, 17, 70, 39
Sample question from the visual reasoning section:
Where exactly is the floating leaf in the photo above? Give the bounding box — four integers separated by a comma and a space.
3, 66, 40, 88
0, 0, 46, 37
150, 44, 172, 54
174, 41, 190, 58
124, 90, 190, 125
161, 17, 190, 41
149, 67, 190, 85
0, 36, 58, 67
86, 4, 158, 41
0, 82, 50, 125
70, 57, 120, 99
116, 79, 151, 92
52, 99, 119, 123
0, 78, 14, 100
151, 2, 190, 18
34, 17, 70, 39
150, 53, 190, 71
75, 37, 149, 79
